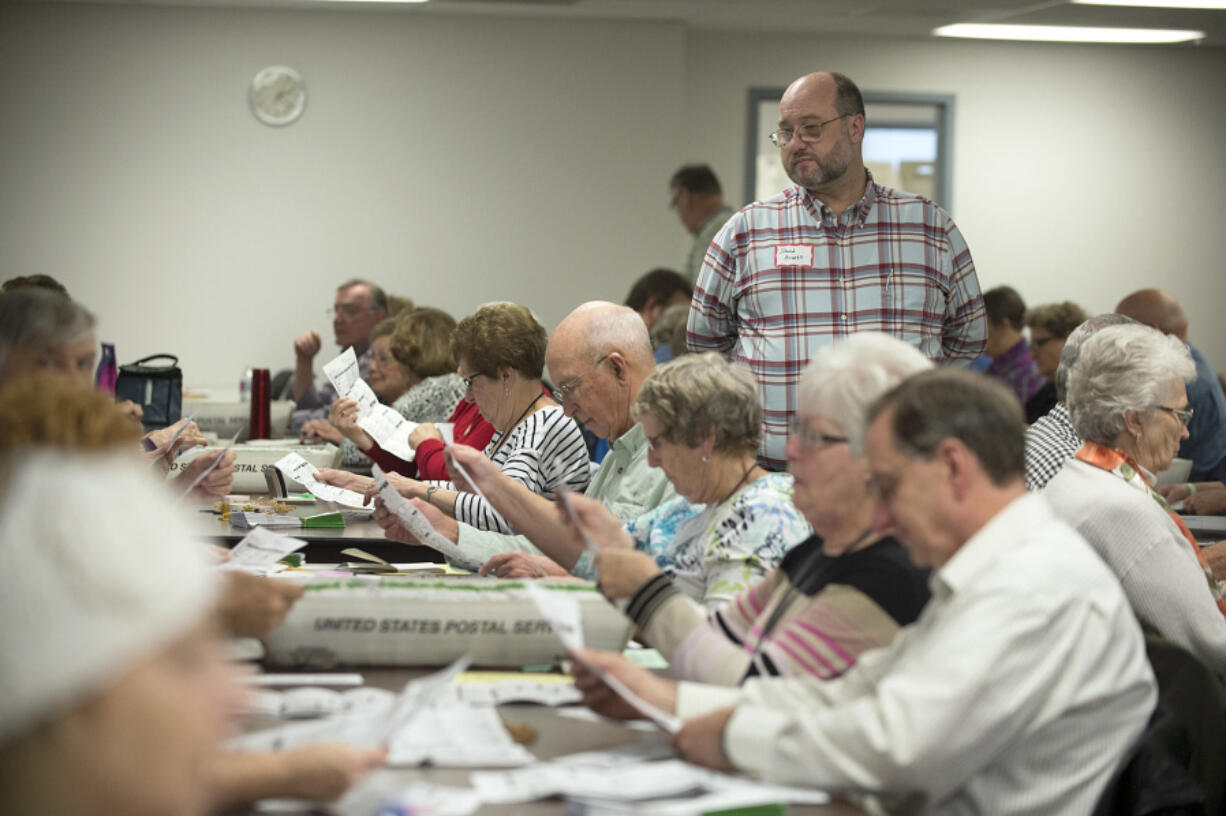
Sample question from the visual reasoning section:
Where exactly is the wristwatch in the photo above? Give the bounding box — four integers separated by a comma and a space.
425, 485, 440, 503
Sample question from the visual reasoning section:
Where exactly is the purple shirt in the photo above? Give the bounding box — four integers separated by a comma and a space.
986, 338, 1045, 405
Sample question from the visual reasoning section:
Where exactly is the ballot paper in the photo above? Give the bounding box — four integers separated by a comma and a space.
356, 405, 416, 462
229, 656, 470, 753
274, 452, 369, 508
230, 511, 303, 529
523, 584, 681, 733
145, 412, 198, 462
324, 347, 416, 462
454, 677, 583, 707
177, 425, 243, 502
471, 759, 832, 808
222, 527, 307, 568
322, 348, 378, 412
387, 687, 534, 767
244, 686, 395, 718
372, 464, 483, 571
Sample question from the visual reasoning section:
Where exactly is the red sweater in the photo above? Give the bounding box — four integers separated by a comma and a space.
365, 397, 496, 479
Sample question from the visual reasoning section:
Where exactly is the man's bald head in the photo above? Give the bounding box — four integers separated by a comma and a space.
550, 301, 654, 369
1115, 288, 1188, 342
781, 72, 865, 119
547, 302, 656, 441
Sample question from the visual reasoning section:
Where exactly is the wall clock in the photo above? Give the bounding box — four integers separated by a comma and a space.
250, 65, 306, 127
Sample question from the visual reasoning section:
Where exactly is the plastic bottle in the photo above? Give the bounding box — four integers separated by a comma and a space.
239, 367, 253, 402
96, 343, 118, 394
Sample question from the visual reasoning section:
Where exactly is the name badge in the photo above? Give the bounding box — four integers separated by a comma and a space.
774, 245, 813, 267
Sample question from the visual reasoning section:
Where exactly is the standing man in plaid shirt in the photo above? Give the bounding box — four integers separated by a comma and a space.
687, 72, 986, 470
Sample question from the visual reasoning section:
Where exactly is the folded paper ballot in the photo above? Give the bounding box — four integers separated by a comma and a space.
220, 527, 307, 567
324, 346, 421, 463
275, 452, 369, 509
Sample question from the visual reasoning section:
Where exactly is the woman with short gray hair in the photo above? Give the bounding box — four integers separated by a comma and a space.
568, 337, 931, 685
1045, 323, 1226, 676
576, 352, 810, 609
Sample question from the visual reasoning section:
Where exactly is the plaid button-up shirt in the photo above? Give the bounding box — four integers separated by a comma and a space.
687, 176, 986, 468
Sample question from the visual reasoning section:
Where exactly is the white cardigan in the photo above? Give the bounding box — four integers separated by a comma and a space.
1044, 457, 1226, 677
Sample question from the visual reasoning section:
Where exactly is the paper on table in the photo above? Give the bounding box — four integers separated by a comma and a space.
371, 464, 483, 571
222, 527, 307, 568
228, 656, 470, 753
387, 691, 534, 767
522, 584, 680, 733
274, 452, 370, 508
473, 759, 831, 808
454, 678, 582, 707
230, 511, 302, 529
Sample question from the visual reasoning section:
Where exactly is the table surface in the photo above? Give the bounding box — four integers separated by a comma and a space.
236, 666, 864, 816
192, 500, 444, 564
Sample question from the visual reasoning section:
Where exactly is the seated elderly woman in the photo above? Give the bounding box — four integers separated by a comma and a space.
0, 377, 385, 809
564, 337, 931, 680
1044, 323, 1226, 676
475, 352, 811, 607
309, 308, 484, 473
1022, 300, 1088, 423
0, 287, 234, 498
0, 451, 236, 816
324, 302, 589, 533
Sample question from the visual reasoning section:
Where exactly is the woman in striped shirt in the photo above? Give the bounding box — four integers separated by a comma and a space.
375, 302, 589, 534
566, 334, 932, 685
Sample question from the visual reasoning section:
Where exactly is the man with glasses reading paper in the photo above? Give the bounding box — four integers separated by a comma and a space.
291, 278, 389, 430
687, 71, 986, 471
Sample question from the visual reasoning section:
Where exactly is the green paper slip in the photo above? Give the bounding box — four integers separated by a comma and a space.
301, 511, 346, 528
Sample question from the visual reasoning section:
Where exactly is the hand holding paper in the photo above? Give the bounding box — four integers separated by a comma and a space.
371, 465, 482, 571
567, 646, 682, 734
275, 453, 370, 508
522, 585, 681, 733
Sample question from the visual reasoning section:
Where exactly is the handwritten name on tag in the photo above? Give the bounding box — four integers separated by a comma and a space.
774, 245, 813, 267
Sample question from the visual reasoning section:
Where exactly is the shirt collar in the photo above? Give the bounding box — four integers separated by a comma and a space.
931, 492, 1047, 600
610, 422, 647, 461
801, 168, 878, 227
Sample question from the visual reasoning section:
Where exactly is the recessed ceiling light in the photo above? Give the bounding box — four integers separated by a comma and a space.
933, 23, 1205, 43
1073, 0, 1226, 8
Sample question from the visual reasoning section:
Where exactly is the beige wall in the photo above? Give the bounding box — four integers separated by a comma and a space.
0, 4, 686, 387
2, 4, 1224, 386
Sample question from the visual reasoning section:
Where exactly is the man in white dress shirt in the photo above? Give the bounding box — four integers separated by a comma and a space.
575, 368, 1155, 814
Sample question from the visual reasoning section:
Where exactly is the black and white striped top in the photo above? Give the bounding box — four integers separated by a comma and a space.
428, 404, 590, 534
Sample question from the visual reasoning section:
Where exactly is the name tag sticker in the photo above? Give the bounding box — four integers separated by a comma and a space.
774, 245, 814, 267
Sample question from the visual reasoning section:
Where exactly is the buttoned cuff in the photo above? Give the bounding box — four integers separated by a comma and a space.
723, 705, 793, 778
675, 681, 743, 719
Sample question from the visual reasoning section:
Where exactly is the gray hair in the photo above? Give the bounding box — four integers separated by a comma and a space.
1054, 313, 1136, 402
632, 353, 761, 457
798, 333, 932, 455
0, 289, 95, 376
1067, 324, 1195, 445
337, 278, 388, 314
868, 369, 1026, 486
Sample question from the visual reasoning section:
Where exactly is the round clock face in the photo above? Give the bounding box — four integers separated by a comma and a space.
250, 65, 306, 126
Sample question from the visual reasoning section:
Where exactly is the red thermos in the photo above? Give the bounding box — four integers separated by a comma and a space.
249, 368, 271, 440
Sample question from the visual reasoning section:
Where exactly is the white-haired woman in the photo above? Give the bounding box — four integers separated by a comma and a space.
565, 336, 932, 684
1044, 323, 1226, 676
540, 352, 810, 609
